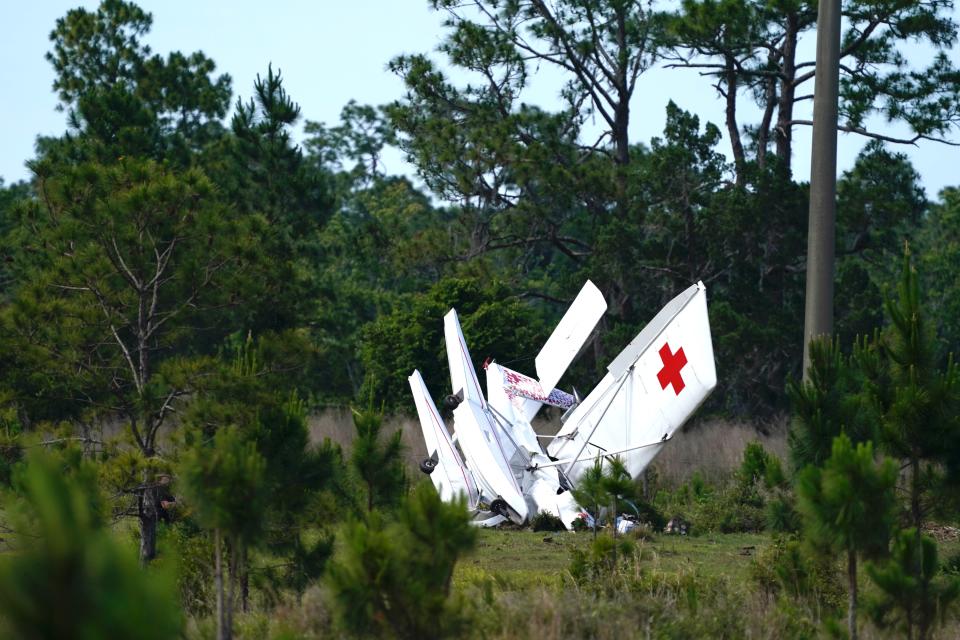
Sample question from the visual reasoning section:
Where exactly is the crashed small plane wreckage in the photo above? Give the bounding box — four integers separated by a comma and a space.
408, 280, 717, 529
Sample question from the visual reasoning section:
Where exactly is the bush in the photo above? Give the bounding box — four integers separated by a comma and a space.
326, 482, 477, 638
568, 534, 637, 587
749, 536, 844, 616
0, 452, 182, 639
531, 510, 567, 532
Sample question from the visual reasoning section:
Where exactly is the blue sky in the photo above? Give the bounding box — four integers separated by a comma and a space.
2, 1, 958, 198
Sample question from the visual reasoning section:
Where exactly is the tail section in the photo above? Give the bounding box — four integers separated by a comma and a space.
549, 282, 716, 482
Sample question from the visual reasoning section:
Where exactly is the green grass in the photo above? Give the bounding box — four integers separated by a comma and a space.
456, 528, 770, 591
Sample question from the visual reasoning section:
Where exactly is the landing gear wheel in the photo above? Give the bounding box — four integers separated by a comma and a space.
490, 498, 510, 518
419, 457, 438, 475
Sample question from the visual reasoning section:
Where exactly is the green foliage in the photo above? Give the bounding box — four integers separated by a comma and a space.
530, 510, 566, 532
856, 248, 960, 531
156, 521, 216, 618
739, 441, 786, 489
207, 67, 333, 335
359, 277, 546, 410
326, 483, 477, 639
180, 428, 267, 545
665, 0, 960, 180
695, 164, 809, 414
568, 534, 637, 587
788, 338, 873, 470
797, 435, 898, 640
43, 0, 231, 164
919, 187, 960, 357
750, 536, 845, 621
349, 408, 406, 514
867, 529, 960, 640
797, 436, 897, 561
571, 460, 607, 531
835, 143, 927, 345
657, 442, 793, 535
0, 452, 181, 639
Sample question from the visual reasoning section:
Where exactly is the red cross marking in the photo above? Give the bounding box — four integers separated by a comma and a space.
657, 343, 687, 395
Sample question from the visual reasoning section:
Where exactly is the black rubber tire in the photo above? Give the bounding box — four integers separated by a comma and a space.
419, 457, 438, 475
490, 498, 509, 518
443, 394, 462, 410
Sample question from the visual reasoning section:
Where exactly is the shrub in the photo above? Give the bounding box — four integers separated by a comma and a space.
568, 534, 637, 587
326, 482, 477, 638
531, 510, 567, 532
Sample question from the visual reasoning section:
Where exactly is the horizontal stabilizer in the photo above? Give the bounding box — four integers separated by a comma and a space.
535, 280, 607, 393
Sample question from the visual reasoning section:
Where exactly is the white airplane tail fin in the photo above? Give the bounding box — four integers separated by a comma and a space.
548, 281, 716, 482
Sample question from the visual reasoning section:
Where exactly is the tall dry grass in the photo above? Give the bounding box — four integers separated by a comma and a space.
651, 415, 790, 488
307, 409, 428, 472
307, 409, 791, 487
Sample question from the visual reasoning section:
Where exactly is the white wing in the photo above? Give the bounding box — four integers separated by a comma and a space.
408, 370, 479, 509
444, 311, 528, 522
548, 282, 716, 482
453, 399, 529, 523
444, 309, 486, 407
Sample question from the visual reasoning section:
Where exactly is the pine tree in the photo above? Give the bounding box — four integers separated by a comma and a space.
796, 435, 898, 640
179, 428, 267, 640
0, 451, 181, 639
3, 158, 265, 564
856, 247, 960, 533
349, 408, 406, 514
571, 460, 607, 539
866, 528, 960, 640
326, 483, 477, 639
788, 337, 873, 470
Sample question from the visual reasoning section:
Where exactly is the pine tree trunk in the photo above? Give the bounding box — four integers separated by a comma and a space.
215, 529, 227, 640
139, 472, 158, 565
910, 456, 922, 531
774, 13, 799, 170
909, 457, 927, 640
847, 550, 858, 640
723, 54, 746, 184
225, 541, 238, 640
240, 545, 249, 613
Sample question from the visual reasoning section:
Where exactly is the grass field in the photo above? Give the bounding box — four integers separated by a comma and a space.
445, 528, 960, 640
459, 529, 770, 589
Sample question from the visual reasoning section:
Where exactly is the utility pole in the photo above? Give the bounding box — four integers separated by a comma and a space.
802, 0, 842, 381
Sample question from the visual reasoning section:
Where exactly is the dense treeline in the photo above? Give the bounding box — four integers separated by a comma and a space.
0, 0, 958, 638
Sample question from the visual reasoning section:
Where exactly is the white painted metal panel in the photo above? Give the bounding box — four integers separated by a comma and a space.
534, 280, 607, 398
408, 370, 479, 509
444, 309, 486, 407
549, 282, 716, 483
453, 399, 528, 523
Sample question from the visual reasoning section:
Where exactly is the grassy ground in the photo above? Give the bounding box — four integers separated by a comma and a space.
449, 527, 960, 640
458, 529, 770, 590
